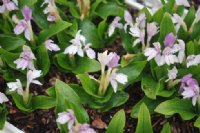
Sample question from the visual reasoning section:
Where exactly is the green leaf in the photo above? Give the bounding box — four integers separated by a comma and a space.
119, 31, 134, 53
106, 109, 125, 133
95, 2, 125, 19
131, 96, 164, 118
0, 35, 25, 51
56, 54, 101, 74
46, 87, 56, 98
55, 80, 89, 123
155, 98, 196, 120
0, 48, 19, 69
136, 103, 153, 133
161, 122, 171, 133
77, 74, 100, 98
194, 116, 200, 128
0, 105, 8, 130
32, 96, 56, 110
19, 0, 38, 7
98, 19, 108, 40
38, 20, 71, 43
36, 44, 50, 76
159, 13, 176, 43
118, 61, 146, 87
80, 19, 103, 48
141, 76, 157, 99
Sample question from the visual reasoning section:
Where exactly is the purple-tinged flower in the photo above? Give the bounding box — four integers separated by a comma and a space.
27, 70, 42, 88
147, 22, 159, 42
144, 42, 161, 61
164, 33, 177, 48
84, 43, 95, 59
165, 67, 178, 82
14, 45, 36, 70
129, 26, 145, 46
78, 124, 96, 133
179, 74, 199, 106
0, 92, 9, 104
108, 16, 123, 37
172, 14, 187, 32
176, 40, 185, 63
124, 10, 133, 32
109, 69, 128, 93
45, 39, 60, 51
13, 6, 33, 41
136, 13, 146, 29
175, 0, 190, 7
98, 51, 114, 67
22, 6, 32, 21
42, 0, 60, 22
144, 0, 162, 14
186, 55, 200, 68
7, 79, 23, 95
107, 53, 120, 68
56, 109, 75, 131
0, 0, 18, 13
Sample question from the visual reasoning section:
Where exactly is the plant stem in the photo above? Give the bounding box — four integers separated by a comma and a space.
23, 87, 30, 105
69, 54, 76, 67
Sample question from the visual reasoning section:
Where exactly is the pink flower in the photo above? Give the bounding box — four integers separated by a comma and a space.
14, 45, 36, 70
84, 44, 95, 59
45, 39, 60, 51
165, 67, 178, 82
0, 92, 9, 104
56, 109, 75, 131
147, 22, 159, 43
107, 53, 120, 68
144, 42, 161, 61
179, 74, 199, 106
0, 0, 18, 13
13, 6, 33, 41
164, 33, 176, 48
129, 26, 145, 46
108, 17, 123, 37
186, 55, 200, 68
136, 13, 146, 29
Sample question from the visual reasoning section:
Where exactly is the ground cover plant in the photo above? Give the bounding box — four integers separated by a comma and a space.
0, 0, 200, 132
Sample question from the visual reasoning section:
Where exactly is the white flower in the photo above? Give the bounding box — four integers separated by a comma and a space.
14, 45, 36, 70
186, 55, 200, 68
97, 51, 114, 67
147, 22, 159, 42
84, 43, 95, 59
0, 92, 8, 104
176, 40, 185, 63
175, 0, 190, 7
124, 10, 133, 32
109, 69, 128, 93
45, 39, 60, 51
172, 13, 187, 32
7, 79, 23, 95
136, 13, 146, 29
56, 109, 75, 131
27, 70, 42, 88
166, 67, 178, 82
144, 42, 161, 61
144, 0, 162, 14
108, 16, 123, 37
129, 26, 145, 46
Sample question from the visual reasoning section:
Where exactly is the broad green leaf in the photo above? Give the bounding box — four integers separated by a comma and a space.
36, 44, 50, 76
56, 54, 101, 74
95, 2, 125, 19
106, 109, 125, 133
131, 96, 164, 118
136, 103, 153, 133
101, 91, 129, 112
38, 20, 71, 43
194, 116, 200, 128
159, 13, 176, 43
0, 35, 25, 51
163, 0, 175, 14
119, 31, 134, 53
0, 48, 19, 69
46, 87, 56, 98
80, 19, 103, 48
118, 61, 146, 86
155, 98, 196, 120
141, 76, 157, 99
19, 0, 38, 7
98, 19, 108, 40
153, 8, 164, 23
0, 105, 8, 130
140, 7, 152, 21
55, 80, 89, 123
32, 96, 56, 110
161, 122, 171, 133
